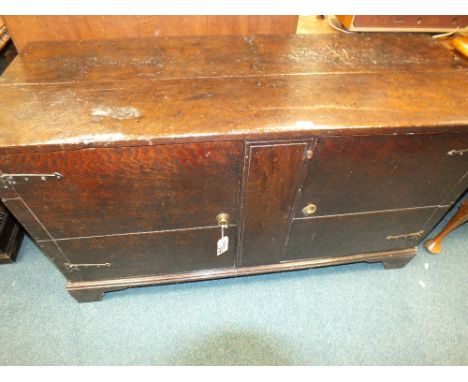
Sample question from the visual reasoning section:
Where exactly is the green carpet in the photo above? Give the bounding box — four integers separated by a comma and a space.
0, 206, 466, 365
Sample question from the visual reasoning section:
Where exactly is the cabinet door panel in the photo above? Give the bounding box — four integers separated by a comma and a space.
239, 141, 310, 267
0, 141, 242, 239
56, 227, 236, 282
295, 133, 468, 217
283, 207, 445, 262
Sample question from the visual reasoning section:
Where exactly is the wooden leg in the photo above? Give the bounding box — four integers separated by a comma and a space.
424, 200, 468, 255
67, 287, 105, 303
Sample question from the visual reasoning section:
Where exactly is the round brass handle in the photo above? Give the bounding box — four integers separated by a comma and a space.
302, 203, 317, 216
216, 213, 230, 228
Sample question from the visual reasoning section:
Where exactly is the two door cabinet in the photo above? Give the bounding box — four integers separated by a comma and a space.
0, 34, 467, 301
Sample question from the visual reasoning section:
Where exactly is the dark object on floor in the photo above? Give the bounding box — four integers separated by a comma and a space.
425, 200, 468, 254
0, 202, 24, 264
0, 34, 467, 302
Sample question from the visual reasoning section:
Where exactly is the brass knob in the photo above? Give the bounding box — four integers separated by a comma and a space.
216, 213, 230, 228
302, 203, 317, 216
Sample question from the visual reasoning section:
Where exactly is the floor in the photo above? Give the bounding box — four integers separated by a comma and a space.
0, 203, 466, 365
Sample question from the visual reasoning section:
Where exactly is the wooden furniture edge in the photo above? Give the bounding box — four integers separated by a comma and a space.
67, 247, 417, 302
2, 128, 468, 157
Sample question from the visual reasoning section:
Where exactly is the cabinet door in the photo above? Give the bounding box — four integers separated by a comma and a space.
295, 133, 468, 218
0, 141, 242, 279
46, 227, 237, 282
239, 140, 312, 267
1, 142, 242, 238
283, 132, 468, 262
282, 206, 447, 261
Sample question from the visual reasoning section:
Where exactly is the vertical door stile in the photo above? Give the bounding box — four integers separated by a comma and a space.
238, 140, 313, 267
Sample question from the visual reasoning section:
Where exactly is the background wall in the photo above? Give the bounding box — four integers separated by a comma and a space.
1, 16, 299, 51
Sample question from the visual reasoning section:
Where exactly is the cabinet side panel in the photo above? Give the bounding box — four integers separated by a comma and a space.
239, 142, 308, 267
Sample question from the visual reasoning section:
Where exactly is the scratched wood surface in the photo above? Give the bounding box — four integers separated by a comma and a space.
0, 34, 467, 154
2, 34, 465, 84
0, 71, 467, 154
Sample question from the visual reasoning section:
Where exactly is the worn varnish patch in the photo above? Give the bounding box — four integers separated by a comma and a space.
1, 34, 466, 86
90, 106, 142, 121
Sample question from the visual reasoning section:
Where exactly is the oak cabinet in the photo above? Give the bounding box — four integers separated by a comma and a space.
0, 34, 467, 301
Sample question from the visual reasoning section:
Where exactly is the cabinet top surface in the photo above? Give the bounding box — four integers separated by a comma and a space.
0, 33, 467, 153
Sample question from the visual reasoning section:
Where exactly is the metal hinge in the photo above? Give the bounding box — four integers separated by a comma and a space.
447, 148, 468, 156
386, 230, 424, 241
64, 263, 111, 272
0, 172, 63, 189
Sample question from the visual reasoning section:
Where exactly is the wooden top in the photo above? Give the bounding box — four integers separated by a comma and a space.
3, 34, 466, 84
0, 33, 467, 153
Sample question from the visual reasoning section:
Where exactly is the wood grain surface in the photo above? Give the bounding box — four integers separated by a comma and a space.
57, 226, 236, 282
283, 207, 443, 261
296, 133, 468, 216
65, 247, 417, 302
0, 34, 466, 154
2, 34, 465, 85
2, 16, 298, 52
0, 141, 242, 238
239, 141, 310, 267
0, 71, 467, 154
0, 32, 467, 300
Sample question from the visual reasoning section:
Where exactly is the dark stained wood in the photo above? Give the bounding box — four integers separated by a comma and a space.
282, 207, 444, 262
239, 141, 310, 266
382, 253, 416, 269
0, 71, 467, 155
0, 34, 467, 301
424, 200, 468, 254
296, 133, 468, 217
2, 34, 465, 85
35, 240, 83, 282
1, 141, 242, 238
0, 34, 467, 154
2, 16, 298, 52
68, 288, 106, 303
53, 226, 236, 282
1, 197, 51, 241
67, 247, 417, 302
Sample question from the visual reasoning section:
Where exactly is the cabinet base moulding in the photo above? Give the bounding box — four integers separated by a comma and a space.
67, 247, 417, 302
